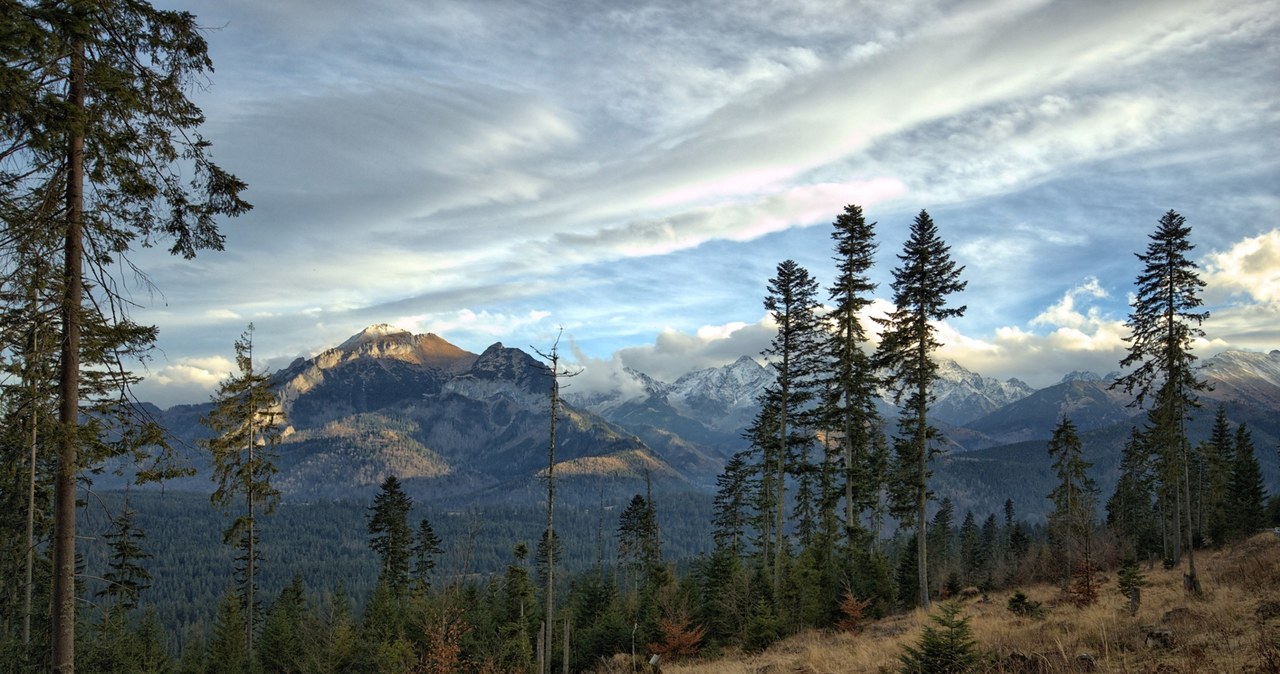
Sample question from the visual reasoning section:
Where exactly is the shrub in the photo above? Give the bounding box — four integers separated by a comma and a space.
1006, 591, 1045, 620
899, 601, 986, 673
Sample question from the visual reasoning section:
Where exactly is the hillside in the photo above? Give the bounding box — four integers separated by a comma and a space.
655, 532, 1280, 673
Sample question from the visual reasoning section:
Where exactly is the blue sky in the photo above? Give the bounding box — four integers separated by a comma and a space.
132, 0, 1280, 407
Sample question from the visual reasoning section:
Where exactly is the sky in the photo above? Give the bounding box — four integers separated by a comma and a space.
129, 0, 1280, 408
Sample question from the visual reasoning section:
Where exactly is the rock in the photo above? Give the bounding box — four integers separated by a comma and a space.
1001, 650, 1051, 673
1257, 600, 1280, 621
1144, 627, 1175, 650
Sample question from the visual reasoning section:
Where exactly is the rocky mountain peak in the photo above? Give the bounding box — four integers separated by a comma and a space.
1060, 370, 1102, 384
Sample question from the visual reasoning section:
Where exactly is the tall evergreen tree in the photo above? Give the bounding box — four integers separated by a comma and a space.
712, 451, 753, 557
1227, 422, 1267, 541
207, 587, 251, 674
367, 475, 413, 596
824, 204, 881, 548
202, 324, 281, 650
1046, 417, 1098, 586
1111, 209, 1209, 594
760, 259, 825, 596
1199, 405, 1235, 547
96, 505, 151, 612
875, 209, 967, 609
412, 517, 444, 591
0, 5, 252, 668
1106, 427, 1160, 559
257, 575, 308, 674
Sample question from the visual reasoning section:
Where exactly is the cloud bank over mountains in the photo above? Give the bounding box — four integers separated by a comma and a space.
133, 0, 1279, 407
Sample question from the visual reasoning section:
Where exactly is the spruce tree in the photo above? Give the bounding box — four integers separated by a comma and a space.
824, 204, 881, 548
875, 210, 967, 610
899, 601, 984, 674
0, 5, 253, 666
1200, 405, 1235, 547
1227, 422, 1267, 541
712, 451, 753, 557
202, 324, 281, 650
96, 505, 152, 612
760, 259, 825, 595
1106, 426, 1159, 559
367, 475, 413, 596
1112, 210, 1209, 594
1046, 417, 1097, 586
257, 575, 308, 674
412, 517, 444, 591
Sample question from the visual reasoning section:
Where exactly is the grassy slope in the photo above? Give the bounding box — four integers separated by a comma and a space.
657, 533, 1280, 673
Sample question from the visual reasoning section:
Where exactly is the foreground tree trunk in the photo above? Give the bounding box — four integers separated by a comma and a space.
51, 32, 85, 674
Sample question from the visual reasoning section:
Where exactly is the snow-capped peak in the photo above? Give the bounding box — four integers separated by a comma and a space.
338, 323, 410, 349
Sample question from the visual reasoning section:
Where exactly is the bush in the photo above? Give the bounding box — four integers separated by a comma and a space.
1006, 591, 1045, 620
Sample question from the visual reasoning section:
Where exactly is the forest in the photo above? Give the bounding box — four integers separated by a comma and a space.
1, 2, 1278, 673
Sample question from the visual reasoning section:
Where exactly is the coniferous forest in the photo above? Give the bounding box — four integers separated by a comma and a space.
2, 2, 1279, 674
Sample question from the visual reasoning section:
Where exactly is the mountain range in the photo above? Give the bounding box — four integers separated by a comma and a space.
135, 326, 1280, 519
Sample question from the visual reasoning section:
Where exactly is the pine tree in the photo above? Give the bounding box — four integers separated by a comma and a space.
208, 587, 251, 674
412, 517, 444, 591
1200, 405, 1235, 547
96, 505, 152, 612
367, 475, 414, 596
958, 511, 979, 587
760, 259, 825, 596
875, 210, 967, 610
1112, 210, 1209, 594
202, 324, 281, 650
1046, 417, 1097, 587
927, 498, 956, 595
1, 4, 253, 666
824, 204, 881, 548
1106, 426, 1160, 559
712, 451, 753, 557
1227, 423, 1267, 541
258, 575, 308, 674
899, 601, 985, 674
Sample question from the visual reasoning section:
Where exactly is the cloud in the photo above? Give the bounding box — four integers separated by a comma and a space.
134, 355, 235, 408
1203, 229, 1280, 306
569, 319, 775, 394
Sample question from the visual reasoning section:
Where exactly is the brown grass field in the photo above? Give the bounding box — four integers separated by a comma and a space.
643, 532, 1280, 674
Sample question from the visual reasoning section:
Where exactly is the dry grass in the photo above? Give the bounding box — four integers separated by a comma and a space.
655, 533, 1280, 674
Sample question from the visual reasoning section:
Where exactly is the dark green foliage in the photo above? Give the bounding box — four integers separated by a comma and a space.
1117, 559, 1146, 615
896, 536, 921, 611
825, 204, 884, 551
1113, 210, 1209, 593
412, 517, 444, 591
1006, 591, 1045, 620
899, 601, 985, 674
367, 476, 413, 595
741, 600, 782, 654
98, 505, 152, 611
1046, 417, 1098, 584
1200, 406, 1235, 547
257, 575, 308, 674
876, 210, 967, 610
712, 451, 752, 556
760, 259, 826, 595
1107, 426, 1160, 559
1227, 423, 1268, 540
203, 325, 281, 641
207, 588, 250, 674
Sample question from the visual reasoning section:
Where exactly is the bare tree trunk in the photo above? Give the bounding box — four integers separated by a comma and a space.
916, 338, 930, 611
23, 295, 39, 649
1182, 437, 1200, 594
52, 32, 85, 674
545, 348, 559, 674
